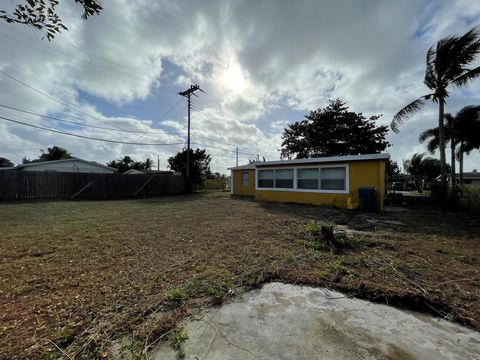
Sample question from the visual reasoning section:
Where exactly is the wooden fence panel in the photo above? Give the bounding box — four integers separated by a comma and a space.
0, 171, 185, 200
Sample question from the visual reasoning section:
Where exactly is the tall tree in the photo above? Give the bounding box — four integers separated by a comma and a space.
23, 145, 72, 163
403, 153, 449, 192
419, 105, 480, 186
168, 148, 211, 191
281, 99, 390, 159
0, 0, 102, 40
386, 159, 401, 176
391, 27, 480, 215
39, 145, 72, 161
107, 156, 153, 173
0, 157, 14, 167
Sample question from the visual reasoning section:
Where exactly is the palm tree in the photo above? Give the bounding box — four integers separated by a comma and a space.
455, 106, 480, 184
391, 27, 480, 215
419, 114, 455, 186
419, 105, 480, 186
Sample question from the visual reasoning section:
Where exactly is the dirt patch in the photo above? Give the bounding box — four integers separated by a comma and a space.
0, 192, 479, 359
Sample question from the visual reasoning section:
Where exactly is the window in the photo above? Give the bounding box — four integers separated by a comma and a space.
258, 170, 274, 188
275, 169, 294, 188
297, 168, 319, 189
320, 167, 346, 190
241, 171, 249, 187
258, 165, 348, 192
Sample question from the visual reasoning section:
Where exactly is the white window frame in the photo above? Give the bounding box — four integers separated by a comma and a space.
256, 164, 349, 194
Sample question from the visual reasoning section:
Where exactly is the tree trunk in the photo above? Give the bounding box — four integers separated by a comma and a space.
438, 99, 447, 217
459, 142, 464, 186
450, 119, 456, 188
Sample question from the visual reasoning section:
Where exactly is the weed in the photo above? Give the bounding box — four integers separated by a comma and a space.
301, 220, 355, 251
170, 325, 188, 358
327, 258, 351, 275
280, 251, 296, 263
40, 347, 62, 360
314, 270, 328, 280
164, 288, 188, 307
442, 291, 456, 302
444, 313, 456, 322
54, 326, 73, 347
185, 274, 235, 297
119, 339, 144, 359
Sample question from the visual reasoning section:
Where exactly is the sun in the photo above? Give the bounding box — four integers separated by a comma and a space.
220, 63, 246, 92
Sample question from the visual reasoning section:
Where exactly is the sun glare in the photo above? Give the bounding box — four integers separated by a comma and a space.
220, 64, 246, 92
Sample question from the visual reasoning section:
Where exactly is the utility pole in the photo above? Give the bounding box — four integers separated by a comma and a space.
179, 84, 202, 192
157, 154, 160, 171
236, 146, 238, 167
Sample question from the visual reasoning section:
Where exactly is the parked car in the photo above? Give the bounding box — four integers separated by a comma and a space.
391, 182, 404, 191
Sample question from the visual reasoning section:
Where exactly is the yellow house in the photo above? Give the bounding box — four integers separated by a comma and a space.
228, 153, 389, 210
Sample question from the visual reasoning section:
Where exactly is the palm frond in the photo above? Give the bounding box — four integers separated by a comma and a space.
442, 27, 480, 82
424, 45, 437, 90
418, 128, 440, 154
450, 65, 480, 87
391, 95, 431, 133
418, 128, 437, 143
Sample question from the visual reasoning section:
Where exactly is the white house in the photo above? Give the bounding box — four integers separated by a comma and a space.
456, 170, 480, 187
1, 158, 116, 174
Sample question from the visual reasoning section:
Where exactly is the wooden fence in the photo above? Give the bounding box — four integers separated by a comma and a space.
0, 170, 185, 201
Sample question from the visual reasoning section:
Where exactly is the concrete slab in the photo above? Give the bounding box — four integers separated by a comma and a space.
153, 282, 480, 360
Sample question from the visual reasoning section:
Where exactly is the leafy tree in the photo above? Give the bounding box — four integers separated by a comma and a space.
281, 99, 390, 159
391, 27, 480, 214
107, 156, 153, 173
386, 159, 401, 176
419, 105, 480, 186
0, 157, 14, 167
0, 0, 102, 40
23, 145, 72, 163
403, 153, 450, 192
39, 145, 72, 161
208, 172, 227, 180
168, 148, 211, 191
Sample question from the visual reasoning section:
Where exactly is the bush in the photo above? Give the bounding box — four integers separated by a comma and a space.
431, 183, 480, 213
301, 220, 355, 251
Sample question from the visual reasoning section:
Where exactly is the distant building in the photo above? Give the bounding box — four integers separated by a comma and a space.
0, 158, 116, 174
446, 170, 480, 187
124, 169, 181, 175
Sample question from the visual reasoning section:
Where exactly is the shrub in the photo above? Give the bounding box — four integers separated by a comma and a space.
164, 288, 188, 306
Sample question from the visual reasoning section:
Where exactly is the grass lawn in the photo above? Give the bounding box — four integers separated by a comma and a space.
0, 192, 479, 359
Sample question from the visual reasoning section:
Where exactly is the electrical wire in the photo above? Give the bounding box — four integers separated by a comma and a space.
0, 115, 185, 146
0, 70, 173, 144
0, 104, 186, 135
0, 30, 152, 86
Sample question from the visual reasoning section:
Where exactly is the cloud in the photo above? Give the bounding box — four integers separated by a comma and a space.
0, 0, 479, 173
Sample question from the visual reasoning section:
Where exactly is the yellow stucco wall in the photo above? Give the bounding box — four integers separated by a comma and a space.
255, 190, 350, 208
232, 159, 386, 209
232, 169, 255, 196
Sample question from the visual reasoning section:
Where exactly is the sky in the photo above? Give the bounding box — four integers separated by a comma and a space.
0, 0, 479, 174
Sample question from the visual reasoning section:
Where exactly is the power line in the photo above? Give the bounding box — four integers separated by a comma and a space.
0, 70, 170, 144
0, 115, 185, 146
23, 26, 147, 74
0, 29, 152, 86
0, 104, 186, 135
0, 103, 276, 156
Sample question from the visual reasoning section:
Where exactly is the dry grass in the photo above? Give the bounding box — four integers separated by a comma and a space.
0, 192, 479, 359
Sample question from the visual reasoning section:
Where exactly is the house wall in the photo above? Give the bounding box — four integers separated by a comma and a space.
232, 169, 255, 196
238, 159, 385, 210
19, 160, 114, 174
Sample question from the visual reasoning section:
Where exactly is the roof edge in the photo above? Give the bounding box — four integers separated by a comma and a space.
229, 153, 390, 170
15, 157, 116, 170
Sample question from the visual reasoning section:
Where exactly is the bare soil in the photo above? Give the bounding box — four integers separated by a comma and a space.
0, 192, 478, 359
